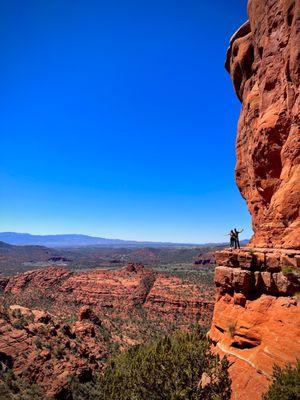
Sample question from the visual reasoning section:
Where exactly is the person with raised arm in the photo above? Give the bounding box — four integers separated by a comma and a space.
233, 228, 244, 249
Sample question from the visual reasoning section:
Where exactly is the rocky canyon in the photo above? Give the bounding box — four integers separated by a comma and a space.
0, 1, 299, 399
0, 264, 214, 398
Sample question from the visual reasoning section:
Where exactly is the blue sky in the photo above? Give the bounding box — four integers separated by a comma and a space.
0, 0, 251, 243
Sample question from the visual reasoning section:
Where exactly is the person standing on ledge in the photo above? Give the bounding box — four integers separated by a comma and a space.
226, 230, 236, 248
234, 228, 244, 249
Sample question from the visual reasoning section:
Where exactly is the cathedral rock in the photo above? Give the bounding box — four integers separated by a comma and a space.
209, 1, 300, 399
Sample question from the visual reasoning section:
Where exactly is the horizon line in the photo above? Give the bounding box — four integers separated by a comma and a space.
0, 231, 246, 246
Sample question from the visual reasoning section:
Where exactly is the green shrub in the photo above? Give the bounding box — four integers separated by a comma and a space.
12, 320, 23, 330
71, 328, 231, 400
0, 382, 13, 400
11, 309, 22, 319
228, 323, 236, 337
34, 338, 43, 349
54, 346, 65, 359
0, 369, 46, 400
263, 361, 300, 400
282, 266, 298, 275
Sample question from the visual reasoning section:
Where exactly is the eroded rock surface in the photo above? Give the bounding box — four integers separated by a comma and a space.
211, 1, 300, 397
2, 264, 214, 323
226, 0, 300, 249
0, 304, 108, 398
210, 249, 300, 400
0, 264, 214, 397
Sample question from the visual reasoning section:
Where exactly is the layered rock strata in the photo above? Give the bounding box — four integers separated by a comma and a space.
210, 248, 300, 400
2, 264, 214, 323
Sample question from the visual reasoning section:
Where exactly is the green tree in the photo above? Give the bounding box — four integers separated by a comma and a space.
71, 328, 231, 400
0, 370, 46, 400
263, 361, 300, 400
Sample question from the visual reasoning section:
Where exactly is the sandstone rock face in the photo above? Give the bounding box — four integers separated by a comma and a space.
4, 266, 72, 294
144, 275, 213, 325
210, 248, 300, 400
226, 0, 300, 249
211, 294, 300, 398
211, 2, 300, 396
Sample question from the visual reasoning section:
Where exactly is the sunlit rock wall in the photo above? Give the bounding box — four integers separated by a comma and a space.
225, 0, 300, 249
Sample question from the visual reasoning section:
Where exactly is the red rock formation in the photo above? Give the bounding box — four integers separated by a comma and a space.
210, 1, 300, 398
194, 251, 216, 265
0, 264, 214, 395
210, 247, 300, 400
2, 265, 214, 324
144, 275, 214, 325
226, 0, 300, 249
0, 304, 108, 398
4, 266, 72, 295
60, 264, 159, 312
211, 291, 300, 399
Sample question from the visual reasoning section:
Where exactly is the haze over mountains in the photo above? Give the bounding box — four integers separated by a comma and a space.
0, 232, 188, 248
0, 232, 246, 248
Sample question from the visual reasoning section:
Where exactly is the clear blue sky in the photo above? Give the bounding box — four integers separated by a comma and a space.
0, 0, 251, 243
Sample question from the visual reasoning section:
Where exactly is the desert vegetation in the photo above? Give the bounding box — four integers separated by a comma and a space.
70, 328, 231, 400
263, 361, 300, 400
0, 241, 219, 276
0, 370, 45, 400
0, 328, 231, 400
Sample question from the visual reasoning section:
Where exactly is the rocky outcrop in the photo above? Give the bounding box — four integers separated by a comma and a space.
226, 0, 300, 249
144, 275, 214, 325
4, 266, 72, 295
214, 248, 300, 296
210, 248, 300, 400
0, 304, 108, 398
1, 265, 214, 325
210, 1, 300, 398
58, 264, 156, 311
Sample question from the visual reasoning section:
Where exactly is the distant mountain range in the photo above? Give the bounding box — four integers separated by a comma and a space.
0, 232, 196, 248
0, 232, 249, 248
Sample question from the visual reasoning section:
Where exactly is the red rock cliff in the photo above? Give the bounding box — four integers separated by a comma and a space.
226, 0, 300, 249
210, 1, 300, 399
